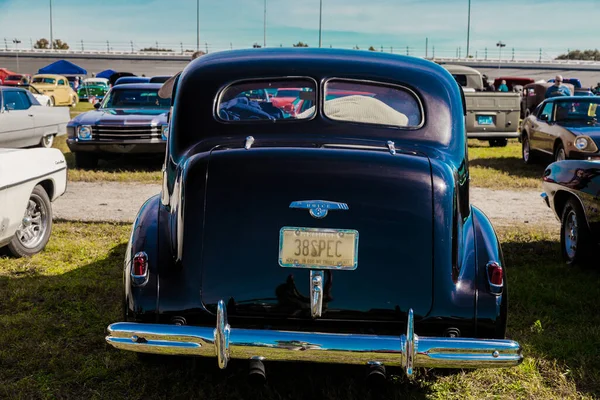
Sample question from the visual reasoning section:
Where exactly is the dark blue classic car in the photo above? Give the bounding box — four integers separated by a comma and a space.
105, 49, 522, 380
542, 160, 600, 265
66, 83, 169, 168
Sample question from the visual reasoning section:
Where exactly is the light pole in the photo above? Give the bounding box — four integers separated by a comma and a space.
466, 0, 471, 58
263, 0, 267, 47
49, 0, 53, 49
496, 41, 506, 69
13, 39, 21, 72
196, 0, 200, 51
318, 0, 323, 48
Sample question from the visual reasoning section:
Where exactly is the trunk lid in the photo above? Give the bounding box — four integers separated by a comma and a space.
198, 147, 434, 322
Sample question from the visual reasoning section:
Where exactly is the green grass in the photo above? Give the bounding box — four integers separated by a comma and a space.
0, 222, 598, 399
468, 139, 547, 190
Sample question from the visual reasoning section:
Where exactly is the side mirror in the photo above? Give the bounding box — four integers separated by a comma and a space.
539, 114, 549, 121
93, 102, 101, 109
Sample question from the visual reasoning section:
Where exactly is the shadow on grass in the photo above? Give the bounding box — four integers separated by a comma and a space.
1, 233, 599, 398
470, 157, 548, 181
0, 242, 429, 400
501, 237, 600, 397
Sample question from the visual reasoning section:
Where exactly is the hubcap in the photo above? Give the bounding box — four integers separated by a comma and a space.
42, 135, 52, 147
564, 210, 578, 260
16, 195, 48, 249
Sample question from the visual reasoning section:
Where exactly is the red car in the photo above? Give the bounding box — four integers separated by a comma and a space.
0, 68, 19, 85
270, 87, 302, 108
2, 74, 31, 86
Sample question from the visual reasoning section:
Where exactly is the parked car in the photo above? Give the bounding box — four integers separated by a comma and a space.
67, 83, 170, 168
83, 77, 110, 87
0, 147, 67, 257
21, 84, 53, 106
77, 82, 109, 102
2, 74, 32, 86
521, 82, 576, 118
105, 49, 522, 378
0, 68, 18, 84
114, 76, 150, 86
31, 74, 78, 107
443, 64, 521, 147
542, 159, 600, 265
0, 86, 70, 148
270, 87, 303, 108
149, 75, 172, 83
108, 72, 136, 86
521, 96, 600, 164
492, 76, 535, 92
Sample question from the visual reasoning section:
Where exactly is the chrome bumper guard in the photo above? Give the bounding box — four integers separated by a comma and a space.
106, 300, 522, 376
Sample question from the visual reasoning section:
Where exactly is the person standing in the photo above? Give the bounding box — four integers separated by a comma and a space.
545, 75, 571, 98
498, 80, 509, 92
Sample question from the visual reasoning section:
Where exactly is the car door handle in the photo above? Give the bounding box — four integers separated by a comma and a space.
28, 114, 34, 117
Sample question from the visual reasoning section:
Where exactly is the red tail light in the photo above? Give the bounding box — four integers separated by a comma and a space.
486, 261, 503, 295
133, 252, 148, 277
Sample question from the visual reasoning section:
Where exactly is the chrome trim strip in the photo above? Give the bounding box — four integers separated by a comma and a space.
106, 300, 523, 375
310, 270, 324, 318
0, 166, 66, 192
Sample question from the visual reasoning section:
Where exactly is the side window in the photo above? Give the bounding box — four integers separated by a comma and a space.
2, 91, 30, 110
539, 102, 554, 121
58, 79, 66, 86
452, 74, 468, 87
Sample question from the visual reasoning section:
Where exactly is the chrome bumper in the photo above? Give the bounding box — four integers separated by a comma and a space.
106, 300, 522, 376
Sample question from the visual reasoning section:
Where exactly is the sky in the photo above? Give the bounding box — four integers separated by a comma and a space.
1, 0, 599, 58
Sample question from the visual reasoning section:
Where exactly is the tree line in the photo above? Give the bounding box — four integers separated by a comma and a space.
556, 49, 600, 61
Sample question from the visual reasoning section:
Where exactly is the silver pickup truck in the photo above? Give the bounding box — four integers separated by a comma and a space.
443, 65, 521, 147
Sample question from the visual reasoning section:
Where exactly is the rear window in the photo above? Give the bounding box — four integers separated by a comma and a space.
218, 79, 316, 122
322, 80, 423, 128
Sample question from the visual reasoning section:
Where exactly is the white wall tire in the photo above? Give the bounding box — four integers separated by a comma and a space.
40, 135, 54, 148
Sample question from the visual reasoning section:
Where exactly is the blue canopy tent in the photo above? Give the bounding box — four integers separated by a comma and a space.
37, 60, 87, 75
96, 69, 117, 79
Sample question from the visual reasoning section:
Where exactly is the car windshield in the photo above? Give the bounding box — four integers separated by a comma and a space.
554, 100, 600, 124
6, 75, 21, 81
102, 88, 170, 109
32, 77, 56, 84
276, 89, 300, 97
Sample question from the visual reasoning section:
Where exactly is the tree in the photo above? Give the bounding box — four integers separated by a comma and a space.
34, 38, 50, 49
52, 39, 69, 50
140, 47, 173, 52
293, 41, 309, 47
556, 49, 600, 61
368, 46, 376, 51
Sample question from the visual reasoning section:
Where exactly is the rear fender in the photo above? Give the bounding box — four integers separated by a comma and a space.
124, 195, 161, 322
472, 206, 507, 339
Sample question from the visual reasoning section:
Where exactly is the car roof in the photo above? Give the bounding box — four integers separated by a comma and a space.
33, 74, 66, 79
441, 64, 480, 74
110, 83, 163, 90
0, 85, 26, 92
544, 96, 597, 102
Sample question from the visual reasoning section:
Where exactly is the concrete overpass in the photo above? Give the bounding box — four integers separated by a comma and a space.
2, 51, 600, 87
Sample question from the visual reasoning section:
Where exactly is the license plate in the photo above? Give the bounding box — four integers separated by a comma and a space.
279, 227, 358, 270
477, 115, 494, 125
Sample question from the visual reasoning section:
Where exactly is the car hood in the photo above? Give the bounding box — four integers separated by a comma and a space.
74, 108, 168, 125
562, 124, 600, 139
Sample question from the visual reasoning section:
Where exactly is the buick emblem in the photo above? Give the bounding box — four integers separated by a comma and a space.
289, 200, 349, 219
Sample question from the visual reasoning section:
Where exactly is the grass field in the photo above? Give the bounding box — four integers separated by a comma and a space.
0, 222, 598, 399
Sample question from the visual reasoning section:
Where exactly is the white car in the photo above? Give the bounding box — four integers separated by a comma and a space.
0, 86, 70, 148
0, 148, 67, 257
25, 85, 53, 106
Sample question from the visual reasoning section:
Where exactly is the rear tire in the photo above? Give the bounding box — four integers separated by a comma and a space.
560, 198, 594, 266
39, 134, 54, 148
49, 96, 55, 107
70, 96, 78, 107
522, 134, 538, 164
75, 152, 99, 169
489, 138, 508, 147
7, 185, 53, 258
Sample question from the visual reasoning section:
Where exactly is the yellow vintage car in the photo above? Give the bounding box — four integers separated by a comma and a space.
31, 74, 78, 107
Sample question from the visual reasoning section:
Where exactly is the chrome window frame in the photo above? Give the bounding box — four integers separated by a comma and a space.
213, 76, 319, 124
